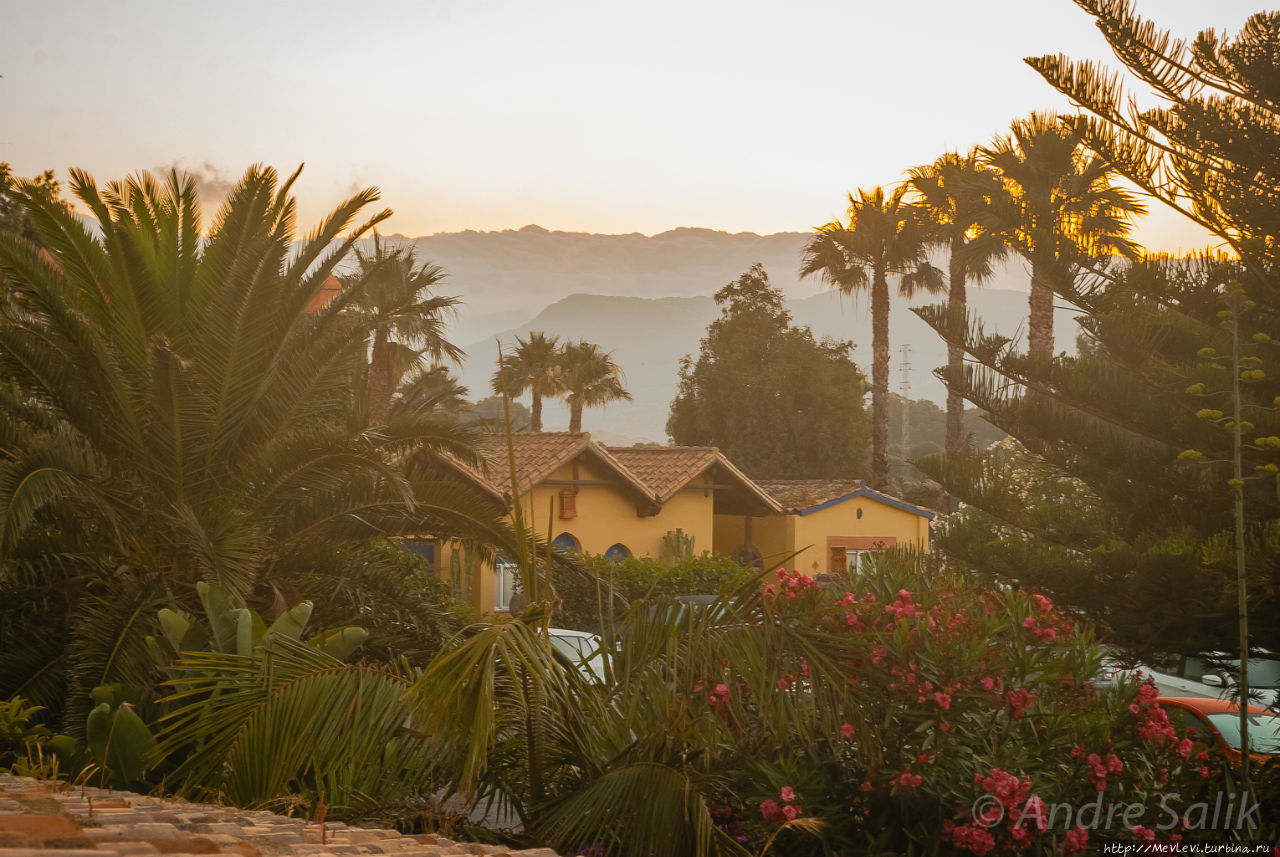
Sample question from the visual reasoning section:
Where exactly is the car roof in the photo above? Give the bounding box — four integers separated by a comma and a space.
548, 628, 598, 639
1157, 696, 1274, 716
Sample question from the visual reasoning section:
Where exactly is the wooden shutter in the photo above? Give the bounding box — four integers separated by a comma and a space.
559, 489, 578, 519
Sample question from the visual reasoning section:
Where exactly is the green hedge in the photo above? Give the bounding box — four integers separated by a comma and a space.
553, 553, 749, 632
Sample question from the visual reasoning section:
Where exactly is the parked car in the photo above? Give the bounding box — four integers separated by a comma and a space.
548, 627, 607, 681
1118, 652, 1280, 711
1156, 696, 1280, 765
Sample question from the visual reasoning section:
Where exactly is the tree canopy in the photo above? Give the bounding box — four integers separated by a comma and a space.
0, 165, 514, 720
916, 6, 1280, 657
667, 263, 870, 479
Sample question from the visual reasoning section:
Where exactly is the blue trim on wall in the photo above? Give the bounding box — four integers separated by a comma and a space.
796, 486, 936, 520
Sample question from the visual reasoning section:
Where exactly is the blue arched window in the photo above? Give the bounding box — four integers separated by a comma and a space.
552, 532, 581, 553
604, 542, 632, 561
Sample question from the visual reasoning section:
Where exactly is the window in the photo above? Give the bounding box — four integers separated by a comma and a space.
605, 543, 631, 561
559, 489, 578, 519
401, 538, 435, 567
827, 537, 895, 573
552, 532, 581, 553
495, 557, 520, 611
828, 547, 873, 573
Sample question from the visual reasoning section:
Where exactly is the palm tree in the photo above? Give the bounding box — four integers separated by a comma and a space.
559, 340, 632, 433
980, 112, 1145, 359
346, 232, 462, 425
800, 186, 942, 489
907, 150, 1009, 459
0, 165, 515, 718
492, 331, 563, 431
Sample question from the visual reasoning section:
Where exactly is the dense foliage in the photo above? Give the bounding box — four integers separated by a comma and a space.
914, 6, 1280, 658
553, 552, 749, 633
411, 554, 1246, 855
0, 166, 514, 727
667, 264, 871, 479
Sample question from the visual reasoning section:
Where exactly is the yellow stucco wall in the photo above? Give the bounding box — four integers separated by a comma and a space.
713, 496, 930, 579
526, 459, 714, 559
790, 497, 930, 574
440, 456, 719, 614
712, 513, 793, 568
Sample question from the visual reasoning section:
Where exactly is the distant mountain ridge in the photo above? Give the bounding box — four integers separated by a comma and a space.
379, 224, 1073, 442
456, 288, 1081, 443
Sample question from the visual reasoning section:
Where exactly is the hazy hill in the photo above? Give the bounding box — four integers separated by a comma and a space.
456, 288, 1082, 443
395, 226, 817, 315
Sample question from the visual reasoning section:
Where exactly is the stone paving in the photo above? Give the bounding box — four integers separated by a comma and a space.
0, 777, 558, 857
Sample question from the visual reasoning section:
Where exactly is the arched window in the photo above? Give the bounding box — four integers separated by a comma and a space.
604, 542, 632, 561
552, 532, 581, 553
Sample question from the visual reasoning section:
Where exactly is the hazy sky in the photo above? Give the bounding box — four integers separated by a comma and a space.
1, 0, 1260, 250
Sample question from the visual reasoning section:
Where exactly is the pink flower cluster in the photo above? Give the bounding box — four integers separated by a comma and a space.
884, 588, 923, 619
1020, 615, 1057, 643
1084, 751, 1124, 791
764, 569, 821, 601
942, 821, 996, 856
1003, 689, 1036, 719
945, 768, 1046, 855
759, 785, 802, 826
893, 767, 923, 793
1130, 680, 1177, 743
1063, 827, 1089, 854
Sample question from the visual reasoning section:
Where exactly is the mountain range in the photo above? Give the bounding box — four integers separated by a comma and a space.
379, 226, 1082, 442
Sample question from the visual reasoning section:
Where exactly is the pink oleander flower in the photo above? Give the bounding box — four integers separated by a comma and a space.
779, 786, 795, 802
840, 722, 854, 738
1131, 825, 1156, 841
1178, 738, 1192, 758
1064, 827, 1089, 855
781, 804, 800, 820
714, 683, 729, 698
934, 691, 952, 710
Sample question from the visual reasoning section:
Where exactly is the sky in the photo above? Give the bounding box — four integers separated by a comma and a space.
0, 0, 1261, 251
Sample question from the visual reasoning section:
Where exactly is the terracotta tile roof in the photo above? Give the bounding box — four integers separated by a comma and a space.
305, 274, 342, 313
443, 433, 656, 508
757, 479, 936, 520
606, 446, 781, 513
604, 446, 719, 502
471, 433, 594, 497
756, 480, 863, 512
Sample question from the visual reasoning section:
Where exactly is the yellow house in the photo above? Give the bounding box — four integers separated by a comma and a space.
713, 480, 935, 576
424, 433, 780, 613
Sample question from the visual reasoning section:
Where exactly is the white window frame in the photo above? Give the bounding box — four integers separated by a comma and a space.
495, 558, 519, 611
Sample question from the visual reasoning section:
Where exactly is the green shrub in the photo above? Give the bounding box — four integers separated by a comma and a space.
553, 552, 749, 632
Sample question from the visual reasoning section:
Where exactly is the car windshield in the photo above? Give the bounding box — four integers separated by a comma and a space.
550, 634, 592, 660
1206, 712, 1280, 753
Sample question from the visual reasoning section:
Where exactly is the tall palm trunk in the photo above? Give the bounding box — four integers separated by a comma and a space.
945, 246, 966, 458
870, 267, 891, 489
530, 392, 543, 432
1028, 257, 1055, 359
569, 403, 583, 433
368, 326, 395, 425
